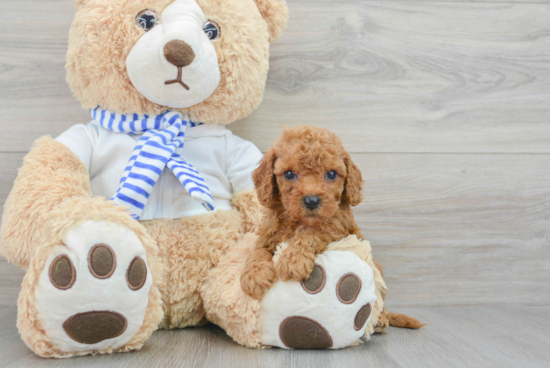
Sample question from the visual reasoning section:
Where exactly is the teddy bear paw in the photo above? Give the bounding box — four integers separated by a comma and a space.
259, 251, 377, 349
33, 220, 152, 352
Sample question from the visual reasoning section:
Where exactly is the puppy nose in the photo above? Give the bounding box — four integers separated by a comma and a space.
303, 196, 321, 210
164, 40, 195, 68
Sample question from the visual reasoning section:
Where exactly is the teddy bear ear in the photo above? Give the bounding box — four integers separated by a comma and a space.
253, 0, 289, 43
74, 0, 86, 8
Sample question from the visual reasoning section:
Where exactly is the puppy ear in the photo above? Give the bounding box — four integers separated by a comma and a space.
342, 154, 363, 207
253, 148, 279, 209
252, 0, 289, 43
74, 0, 86, 8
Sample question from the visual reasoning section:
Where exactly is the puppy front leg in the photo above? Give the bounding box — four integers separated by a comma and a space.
241, 246, 277, 300
275, 231, 324, 282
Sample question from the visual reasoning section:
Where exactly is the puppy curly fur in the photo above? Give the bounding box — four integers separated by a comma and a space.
240, 126, 364, 299
240, 126, 425, 331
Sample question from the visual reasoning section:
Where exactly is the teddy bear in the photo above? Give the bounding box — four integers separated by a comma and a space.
0, 0, 388, 357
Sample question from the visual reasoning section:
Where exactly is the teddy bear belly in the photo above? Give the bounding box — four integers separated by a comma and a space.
89, 165, 234, 221
141, 208, 245, 329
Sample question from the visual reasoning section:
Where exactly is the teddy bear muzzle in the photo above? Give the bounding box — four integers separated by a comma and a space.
164, 39, 196, 90
126, 0, 221, 109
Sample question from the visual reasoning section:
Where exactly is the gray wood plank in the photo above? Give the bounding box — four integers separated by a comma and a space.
0, 260, 23, 308
0, 0, 90, 153
1, 1, 550, 153
355, 152, 550, 308
0, 307, 36, 367
0, 154, 25, 306
234, 1, 550, 153
1, 152, 548, 308
0, 306, 549, 367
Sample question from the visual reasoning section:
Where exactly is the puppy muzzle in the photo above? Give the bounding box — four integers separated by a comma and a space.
303, 195, 322, 210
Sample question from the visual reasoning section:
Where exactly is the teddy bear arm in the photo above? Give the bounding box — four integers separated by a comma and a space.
0, 136, 92, 269
231, 190, 266, 233
226, 134, 265, 233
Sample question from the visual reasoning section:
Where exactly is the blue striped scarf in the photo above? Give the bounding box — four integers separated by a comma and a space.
91, 108, 215, 220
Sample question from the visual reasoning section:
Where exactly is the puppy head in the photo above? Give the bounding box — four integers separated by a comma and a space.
253, 126, 363, 226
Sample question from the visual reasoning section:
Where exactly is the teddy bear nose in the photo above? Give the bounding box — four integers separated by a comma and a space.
164, 39, 195, 68
303, 196, 321, 210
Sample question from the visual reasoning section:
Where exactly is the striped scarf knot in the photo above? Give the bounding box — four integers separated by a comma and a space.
92, 108, 215, 220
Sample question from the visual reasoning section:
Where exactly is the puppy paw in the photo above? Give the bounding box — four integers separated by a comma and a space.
274, 249, 315, 282
260, 251, 377, 349
31, 220, 154, 353
240, 263, 276, 300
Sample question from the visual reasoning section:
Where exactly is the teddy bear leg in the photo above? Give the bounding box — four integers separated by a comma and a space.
201, 233, 264, 348
142, 210, 244, 330
202, 234, 386, 350
17, 197, 164, 358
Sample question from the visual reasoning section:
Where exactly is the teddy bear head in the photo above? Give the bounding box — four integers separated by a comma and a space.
67, 0, 288, 124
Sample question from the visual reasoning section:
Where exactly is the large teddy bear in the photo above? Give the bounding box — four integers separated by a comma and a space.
0, 0, 388, 358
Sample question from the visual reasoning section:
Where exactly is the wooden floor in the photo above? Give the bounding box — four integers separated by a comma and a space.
1, 306, 549, 367
1, 0, 549, 366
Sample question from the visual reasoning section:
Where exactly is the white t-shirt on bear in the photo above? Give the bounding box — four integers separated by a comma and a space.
56, 121, 263, 220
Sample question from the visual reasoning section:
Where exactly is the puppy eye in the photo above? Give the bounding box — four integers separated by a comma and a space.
284, 171, 297, 180
203, 20, 221, 41
326, 170, 338, 180
135, 10, 159, 32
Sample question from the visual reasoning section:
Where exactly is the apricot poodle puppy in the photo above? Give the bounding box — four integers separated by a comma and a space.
240, 126, 364, 300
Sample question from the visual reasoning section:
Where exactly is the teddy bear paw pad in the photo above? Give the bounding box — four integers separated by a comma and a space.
35, 220, 152, 352
259, 251, 377, 349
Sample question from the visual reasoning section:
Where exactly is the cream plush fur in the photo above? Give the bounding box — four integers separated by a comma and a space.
0, 0, 388, 358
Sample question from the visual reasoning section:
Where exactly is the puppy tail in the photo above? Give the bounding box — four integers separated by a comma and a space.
385, 309, 426, 329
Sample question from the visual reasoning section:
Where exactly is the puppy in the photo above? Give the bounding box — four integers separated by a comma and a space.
240, 126, 364, 300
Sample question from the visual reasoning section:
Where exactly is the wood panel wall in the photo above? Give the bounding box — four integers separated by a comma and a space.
0, 0, 549, 308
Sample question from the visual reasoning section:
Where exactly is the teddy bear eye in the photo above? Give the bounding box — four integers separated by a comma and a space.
284, 171, 297, 180
203, 20, 221, 41
326, 170, 338, 180
135, 10, 159, 32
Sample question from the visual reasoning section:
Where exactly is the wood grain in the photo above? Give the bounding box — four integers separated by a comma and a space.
0, 154, 25, 308
1, 152, 548, 308
234, 1, 550, 152
1, 0, 550, 363
1, 1, 550, 153
0, 261, 24, 308
354, 153, 550, 308
0, 1, 89, 152
0, 306, 549, 367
